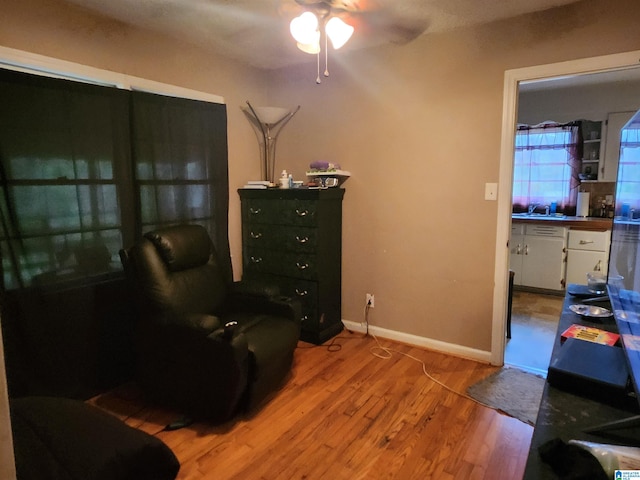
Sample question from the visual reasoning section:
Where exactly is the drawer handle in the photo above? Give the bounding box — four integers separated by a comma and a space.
250, 256, 263, 264
296, 262, 309, 270
295, 288, 309, 297
249, 207, 262, 215
295, 209, 309, 217
579, 240, 594, 245
250, 231, 263, 239
301, 315, 309, 323
296, 235, 309, 244
524, 245, 529, 255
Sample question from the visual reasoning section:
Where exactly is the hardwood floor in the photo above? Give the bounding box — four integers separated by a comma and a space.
89, 332, 533, 479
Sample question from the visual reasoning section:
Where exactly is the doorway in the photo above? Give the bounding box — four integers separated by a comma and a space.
505, 71, 640, 374
491, 50, 640, 367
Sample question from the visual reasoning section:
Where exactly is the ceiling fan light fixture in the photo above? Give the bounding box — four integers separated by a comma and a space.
325, 17, 354, 50
297, 40, 321, 54
290, 11, 319, 45
289, 5, 356, 83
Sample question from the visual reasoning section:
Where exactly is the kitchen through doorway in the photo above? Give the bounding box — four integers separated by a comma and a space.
504, 290, 563, 377
505, 70, 640, 373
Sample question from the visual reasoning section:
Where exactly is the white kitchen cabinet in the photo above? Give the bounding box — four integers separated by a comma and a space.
510, 223, 568, 291
565, 229, 611, 285
510, 223, 525, 285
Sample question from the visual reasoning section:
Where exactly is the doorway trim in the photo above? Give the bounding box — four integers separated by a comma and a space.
491, 50, 640, 366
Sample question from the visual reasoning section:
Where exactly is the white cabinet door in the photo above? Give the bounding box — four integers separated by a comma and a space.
566, 249, 608, 286
521, 235, 567, 290
510, 233, 525, 285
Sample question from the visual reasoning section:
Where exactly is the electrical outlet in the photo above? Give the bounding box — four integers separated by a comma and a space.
366, 293, 375, 308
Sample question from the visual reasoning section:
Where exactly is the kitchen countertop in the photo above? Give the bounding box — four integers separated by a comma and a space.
512, 214, 613, 230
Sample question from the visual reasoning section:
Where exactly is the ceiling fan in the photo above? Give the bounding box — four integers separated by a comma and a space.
282, 0, 430, 83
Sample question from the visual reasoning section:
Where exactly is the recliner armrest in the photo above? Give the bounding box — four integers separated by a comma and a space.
230, 280, 280, 298
180, 313, 222, 334
222, 291, 302, 325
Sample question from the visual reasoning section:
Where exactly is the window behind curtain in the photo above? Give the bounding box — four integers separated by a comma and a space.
616, 125, 640, 213
0, 70, 230, 290
0, 69, 131, 290
130, 91, 231, 281
512, 123, 581, 213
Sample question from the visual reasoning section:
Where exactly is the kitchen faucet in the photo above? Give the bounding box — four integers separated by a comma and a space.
528, 203, 551, 215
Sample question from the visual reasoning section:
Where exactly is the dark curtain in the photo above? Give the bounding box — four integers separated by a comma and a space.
0, 69, 131, 291
0, 69, 230, 398
130, 91, 231, 281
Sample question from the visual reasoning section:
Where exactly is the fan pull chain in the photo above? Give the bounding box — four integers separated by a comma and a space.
316, 51, 321, 84
324, 32, 330, 77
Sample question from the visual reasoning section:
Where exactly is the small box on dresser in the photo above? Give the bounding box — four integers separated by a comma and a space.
238, 188, 345, 344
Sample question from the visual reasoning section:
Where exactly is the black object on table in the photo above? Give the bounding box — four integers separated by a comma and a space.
523, 285, 640, 479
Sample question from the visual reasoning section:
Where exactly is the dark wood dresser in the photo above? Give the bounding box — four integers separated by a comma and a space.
238, 188, 345, 344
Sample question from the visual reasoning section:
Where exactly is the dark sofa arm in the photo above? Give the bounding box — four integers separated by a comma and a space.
11, 396, 180, 480
229, 279, 280, 298
223, 286, 302, 326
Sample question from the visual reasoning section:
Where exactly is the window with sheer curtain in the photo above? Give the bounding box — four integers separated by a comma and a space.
512, 122, 581, 214
616, 125, 640, 213
0, 69, 229, 290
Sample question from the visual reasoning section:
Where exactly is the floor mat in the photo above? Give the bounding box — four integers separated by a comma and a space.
466, 367, 545, 426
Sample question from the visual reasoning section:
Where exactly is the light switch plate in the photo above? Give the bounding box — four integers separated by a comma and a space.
485, 183, 498, 201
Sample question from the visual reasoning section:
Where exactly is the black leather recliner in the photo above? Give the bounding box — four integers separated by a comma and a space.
120, 224, 301, 423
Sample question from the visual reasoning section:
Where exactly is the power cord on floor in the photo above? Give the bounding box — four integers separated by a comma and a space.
362, 302, 499, 412
298, 300, 506, 415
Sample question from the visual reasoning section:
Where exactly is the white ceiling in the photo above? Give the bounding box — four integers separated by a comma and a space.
59, 0, 585, 70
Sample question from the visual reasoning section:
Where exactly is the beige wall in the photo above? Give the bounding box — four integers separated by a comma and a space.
1, 0, 639, 352
268, 0, 640, 351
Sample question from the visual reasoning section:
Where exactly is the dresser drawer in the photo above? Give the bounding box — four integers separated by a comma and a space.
278, 277, 319, 330
244, 248, 318, 280
243, 224, 317, 253
243, 198, 318, 226
242, 273, 319, 330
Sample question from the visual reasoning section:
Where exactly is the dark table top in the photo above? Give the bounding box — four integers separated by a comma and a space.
523, 285, 640, 479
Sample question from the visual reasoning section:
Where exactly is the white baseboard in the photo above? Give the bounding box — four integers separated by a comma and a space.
341, 320, 494, 365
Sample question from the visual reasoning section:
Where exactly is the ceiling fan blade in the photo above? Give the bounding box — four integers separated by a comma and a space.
346, 8, 430, 45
